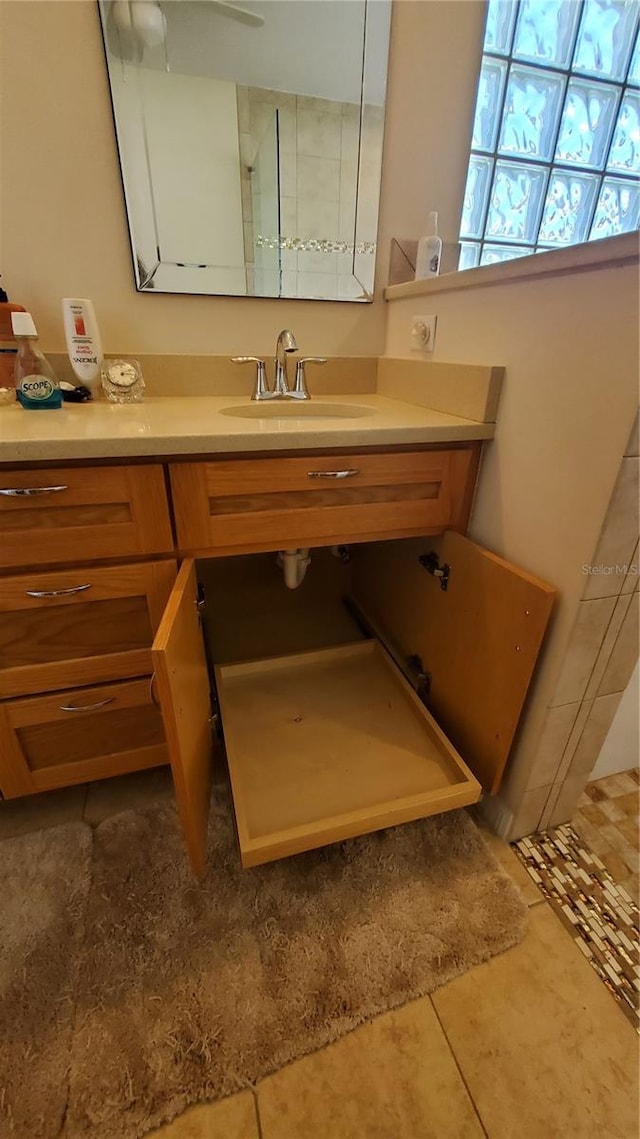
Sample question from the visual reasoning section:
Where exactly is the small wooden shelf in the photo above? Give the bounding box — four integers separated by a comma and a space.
216, 640, 481, 867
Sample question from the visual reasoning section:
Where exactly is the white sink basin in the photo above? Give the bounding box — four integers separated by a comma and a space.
220, 402, 374, 420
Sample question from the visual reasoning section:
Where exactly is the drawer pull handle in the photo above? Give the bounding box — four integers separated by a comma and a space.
149, 673, 160, 707
307, 468, 360, 480
0, 485, 68, 497
26, 584, 92, 599
59, 697, 115, 713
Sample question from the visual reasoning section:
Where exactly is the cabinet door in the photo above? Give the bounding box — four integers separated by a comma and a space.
351, 531, 556, 793
152, 559, 213, 877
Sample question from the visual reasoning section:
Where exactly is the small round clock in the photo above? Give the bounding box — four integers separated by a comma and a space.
100, 358, 145, 403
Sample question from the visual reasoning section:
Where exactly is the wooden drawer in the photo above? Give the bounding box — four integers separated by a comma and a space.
0, 677, 167, 797
170, 448, 479, 556
0, 560, 176, 698
0, 464, 173, 569
216, 640, 481, 868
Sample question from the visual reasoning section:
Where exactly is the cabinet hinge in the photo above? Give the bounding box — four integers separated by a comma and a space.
196, 583, 206, 623
208, 689, 220, 735
406, 654, 432, 699
333, 544, 352, 563
418, 551, 450, 591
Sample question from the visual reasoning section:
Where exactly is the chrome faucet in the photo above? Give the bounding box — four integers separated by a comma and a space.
231, 329, 326, 401
274, 329, 298, 397
274, 329, 327, 401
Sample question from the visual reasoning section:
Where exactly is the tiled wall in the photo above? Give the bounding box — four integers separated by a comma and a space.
236, 85, 382, 300
510, 409, 639, 838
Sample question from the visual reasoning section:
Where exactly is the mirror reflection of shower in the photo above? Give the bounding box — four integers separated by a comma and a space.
98, 0, 391, 301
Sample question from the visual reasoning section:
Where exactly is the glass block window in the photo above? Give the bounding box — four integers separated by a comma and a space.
460, 0, 640, 266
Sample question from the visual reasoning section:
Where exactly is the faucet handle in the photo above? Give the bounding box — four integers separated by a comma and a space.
230, 356, 270, 400
293, 357, 327, 400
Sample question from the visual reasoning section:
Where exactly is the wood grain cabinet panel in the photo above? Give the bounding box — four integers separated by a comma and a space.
3, 447, 551, 885
0, 677, 167, 798
209, 534, 555, 871
351, 532, 557, 794
0, 464, 173, 569
152, 559, 213, 878
170, 447, 480, 556
216, 641, 481, 868
0, 560, 177, 698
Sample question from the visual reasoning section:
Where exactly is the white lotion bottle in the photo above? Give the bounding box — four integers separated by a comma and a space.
415, 212, 442, 280
62, 298, 103, 393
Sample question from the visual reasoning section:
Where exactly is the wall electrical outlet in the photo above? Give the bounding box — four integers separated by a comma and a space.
411, 314, 437, 353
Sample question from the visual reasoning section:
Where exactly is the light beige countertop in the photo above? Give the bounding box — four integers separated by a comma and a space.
0, 394, 494, 463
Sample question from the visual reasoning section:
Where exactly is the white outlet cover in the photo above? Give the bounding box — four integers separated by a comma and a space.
411, 314, 437, 353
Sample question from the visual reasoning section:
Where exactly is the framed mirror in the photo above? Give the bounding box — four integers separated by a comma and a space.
98, 0, 391, 301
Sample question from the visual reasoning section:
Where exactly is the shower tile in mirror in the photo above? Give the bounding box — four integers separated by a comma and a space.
297, 155, 340, 204
297, 109, 341, 161
297, 199, 340, 242
297, 272, 339, 300
337, 275, 365, 301
338, 198, 357, 244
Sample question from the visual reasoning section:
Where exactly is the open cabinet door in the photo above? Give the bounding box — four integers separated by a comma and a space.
351, 532, 556, 794
152, 559, 212, 876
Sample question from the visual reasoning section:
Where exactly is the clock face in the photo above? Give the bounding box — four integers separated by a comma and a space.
101, 358, 144, 403
107, 362, 138, 388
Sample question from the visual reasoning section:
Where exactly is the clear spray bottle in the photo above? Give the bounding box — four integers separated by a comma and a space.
12, 312, 62, 409
415, 211, 442, 280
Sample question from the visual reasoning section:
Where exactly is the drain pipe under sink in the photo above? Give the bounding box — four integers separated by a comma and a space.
278, 548, 311, 589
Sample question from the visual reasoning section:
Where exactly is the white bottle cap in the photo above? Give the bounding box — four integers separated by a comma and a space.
11, 311, 38, 337
427, 211, 439, 236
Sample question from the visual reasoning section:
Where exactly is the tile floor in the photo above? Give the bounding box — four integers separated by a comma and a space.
514, 823, 639, 1029
0, 766, 175, 840
512, 768, 638, 1031
573, 769, 639, 901
2, 770, 638, 1139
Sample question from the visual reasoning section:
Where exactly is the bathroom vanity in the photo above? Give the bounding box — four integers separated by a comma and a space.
0, 394, 555, 873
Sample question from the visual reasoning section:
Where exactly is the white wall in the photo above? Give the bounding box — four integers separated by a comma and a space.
591, 663, 639, 780
147, 0, 389, 106
110, 64, 246, 292
384, 260, 639, 819
143, 72, 244, 271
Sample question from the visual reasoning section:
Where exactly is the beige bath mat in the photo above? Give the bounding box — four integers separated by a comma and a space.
0, 823, 92, 1138
64, 795, 527, 1138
